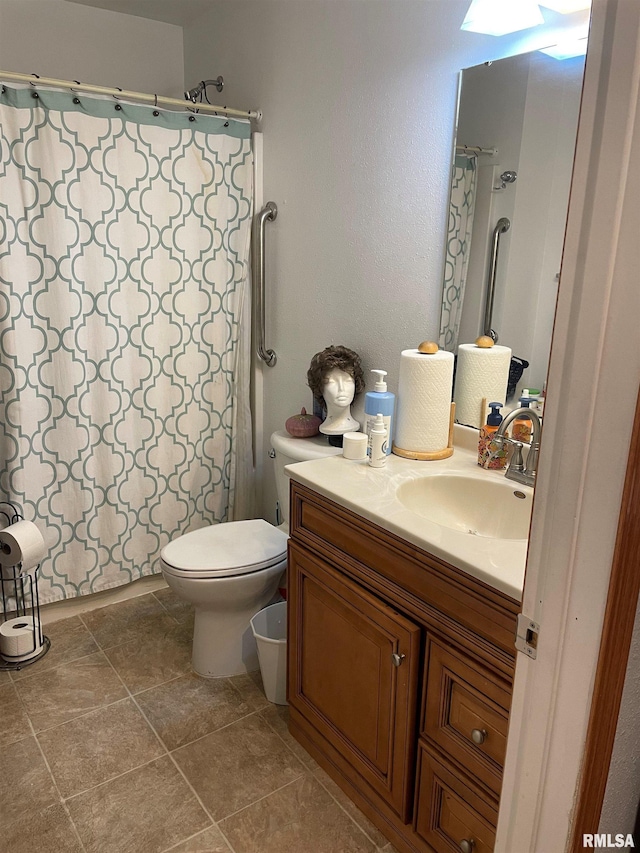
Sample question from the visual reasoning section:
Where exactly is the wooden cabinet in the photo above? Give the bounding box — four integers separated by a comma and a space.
287, 480, 520, 853
414, 745, 498, 853
422, 637, 511, 798
288, 543, 420, 820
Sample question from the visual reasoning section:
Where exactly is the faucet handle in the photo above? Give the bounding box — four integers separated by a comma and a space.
508, 441, 525, 473
524, 441, 540, 476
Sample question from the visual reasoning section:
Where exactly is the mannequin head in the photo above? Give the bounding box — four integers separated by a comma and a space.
307, 345, 364, 410
307, 346, 364, 436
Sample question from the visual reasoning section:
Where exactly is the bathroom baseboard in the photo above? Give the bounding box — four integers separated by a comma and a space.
39, 575, 169, 625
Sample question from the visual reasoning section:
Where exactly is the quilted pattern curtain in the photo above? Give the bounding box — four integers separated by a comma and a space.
439, 153, 477, 352
0, 85, 254, 604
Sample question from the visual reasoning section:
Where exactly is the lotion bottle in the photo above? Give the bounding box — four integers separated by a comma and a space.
364, 370, 395, 455
369, 413, 388, 468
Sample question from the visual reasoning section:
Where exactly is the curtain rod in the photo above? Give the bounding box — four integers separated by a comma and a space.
456, 144, 497, 156
0, 70, 262, 122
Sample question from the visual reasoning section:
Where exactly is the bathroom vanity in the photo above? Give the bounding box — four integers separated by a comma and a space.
285, 436, 526, 853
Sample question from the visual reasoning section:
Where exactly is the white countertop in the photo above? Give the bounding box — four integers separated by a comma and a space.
286, 427, 527, 601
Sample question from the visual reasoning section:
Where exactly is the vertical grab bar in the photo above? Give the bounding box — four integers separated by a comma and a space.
253, 201, 278, 367
484, 216, 511, 342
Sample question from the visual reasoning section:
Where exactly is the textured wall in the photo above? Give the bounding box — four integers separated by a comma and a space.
183, 0, 547, 520
0, 0, 184, 98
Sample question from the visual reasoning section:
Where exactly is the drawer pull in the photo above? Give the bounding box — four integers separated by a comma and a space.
392, 652, 406, 667
459, 840, 475, 853
471, 728, 487, 745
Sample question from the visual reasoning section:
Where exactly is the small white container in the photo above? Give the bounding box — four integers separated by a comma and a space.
250, 602, 287, 705
369, 413, 388, 468
342, 432, 368, 460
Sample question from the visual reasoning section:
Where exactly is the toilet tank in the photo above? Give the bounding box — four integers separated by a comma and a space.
270, 431, 341, 526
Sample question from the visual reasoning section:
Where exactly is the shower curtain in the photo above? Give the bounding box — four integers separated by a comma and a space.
0, 84, 254, 604
439, 153, 477, 351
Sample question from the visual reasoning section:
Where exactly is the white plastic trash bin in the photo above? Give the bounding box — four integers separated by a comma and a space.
250, 601, 287, 705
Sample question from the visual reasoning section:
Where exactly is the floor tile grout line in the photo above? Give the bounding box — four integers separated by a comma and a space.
311, 765, 388, 850
163, 706, 265, 753
48, 620, 200, 810
216, 773, 308, 824
126, 689, 301, 853
257, 712, 319, 778
6, 628, 101, 682
160, 825, 236, 853
78, 607, 183, 653
131, 671, 193, 699
128, 689, 227, 841
9, 643, 116, 684
18, 664, 210, 736
258, 709, 385, 850
151, 589, 187, 627
27, 693, 134, 736
28, 713, 89, 853
62, 752, 176, 803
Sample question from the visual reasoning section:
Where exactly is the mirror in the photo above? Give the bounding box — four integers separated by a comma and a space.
439, 49, 586, 401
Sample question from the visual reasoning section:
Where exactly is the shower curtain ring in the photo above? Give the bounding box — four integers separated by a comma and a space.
113, 87, 122, 102
29, 73, 40, 88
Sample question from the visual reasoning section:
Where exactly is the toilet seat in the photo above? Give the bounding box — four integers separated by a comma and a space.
160, 519, 287, 580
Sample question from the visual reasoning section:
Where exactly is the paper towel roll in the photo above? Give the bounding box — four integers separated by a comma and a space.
454, 343, 512, 428
394, 349, 454, 455
0, 520, 45, 571
0, 616, 43, 662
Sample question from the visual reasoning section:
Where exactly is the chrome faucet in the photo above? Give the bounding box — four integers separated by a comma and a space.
491, 407, 542, 488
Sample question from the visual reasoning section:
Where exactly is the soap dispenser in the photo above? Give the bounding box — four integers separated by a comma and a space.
512, 390, 533, 443
364, 370, 395, 455
478, 402, 508, 469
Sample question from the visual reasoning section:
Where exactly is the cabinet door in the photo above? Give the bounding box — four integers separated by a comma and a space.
288, 541, 421, 821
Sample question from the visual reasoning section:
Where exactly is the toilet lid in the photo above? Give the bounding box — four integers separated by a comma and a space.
160, 519, 287, 578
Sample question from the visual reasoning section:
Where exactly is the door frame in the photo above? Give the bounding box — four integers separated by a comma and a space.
570, 388, 640, 848
495, 0, 640, 849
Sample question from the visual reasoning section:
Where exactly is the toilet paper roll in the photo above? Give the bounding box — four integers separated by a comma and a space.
0, 616, 43, 662
342, 432, 368, 460
0, 520, 45, 572
454, 344, 512, 429
394, 349, 454, 454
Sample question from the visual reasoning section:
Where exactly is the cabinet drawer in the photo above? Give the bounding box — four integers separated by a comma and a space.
415, 744, 497, 853
423, 637, 510, 796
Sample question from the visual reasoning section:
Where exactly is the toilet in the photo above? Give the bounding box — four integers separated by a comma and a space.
159, 431, 341, 678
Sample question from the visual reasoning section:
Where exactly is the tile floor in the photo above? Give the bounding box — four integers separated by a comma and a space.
0, 589, 399, 853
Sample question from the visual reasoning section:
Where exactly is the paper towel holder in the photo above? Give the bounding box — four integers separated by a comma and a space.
392, 402, 456, 461
0, 503, 50, 671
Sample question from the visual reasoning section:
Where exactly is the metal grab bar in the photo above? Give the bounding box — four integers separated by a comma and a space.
253, 201, 277, 367
484, 216, 510, 342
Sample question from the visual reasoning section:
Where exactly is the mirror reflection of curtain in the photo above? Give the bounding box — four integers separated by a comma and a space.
439, 154, 477, 351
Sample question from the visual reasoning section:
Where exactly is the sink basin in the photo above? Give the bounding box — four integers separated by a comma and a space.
396, 474, 532, 540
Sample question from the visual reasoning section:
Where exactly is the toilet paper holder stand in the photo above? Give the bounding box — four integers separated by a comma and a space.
0, 502, 50, 671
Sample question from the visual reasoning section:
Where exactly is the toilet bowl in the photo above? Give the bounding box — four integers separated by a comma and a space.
159, 431, 341, 678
